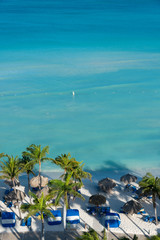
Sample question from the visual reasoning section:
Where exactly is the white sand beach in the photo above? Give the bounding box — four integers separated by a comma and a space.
0, 170, 159, 239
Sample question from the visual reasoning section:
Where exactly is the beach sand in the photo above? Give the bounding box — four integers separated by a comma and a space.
0, 169, 159, 239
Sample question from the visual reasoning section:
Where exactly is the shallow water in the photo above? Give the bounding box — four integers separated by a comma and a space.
0, 0, 160, 172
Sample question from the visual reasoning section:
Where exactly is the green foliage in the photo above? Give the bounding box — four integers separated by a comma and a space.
133, 234, 138, 240
139, 172, 160, 224
0, 155, 23, 184
48, 172, 84, 209
19, 155, 35, 176
21, 192, 55, 240
119, 237, 130, 240
102, 228, 107, 240
53, 153, 92, 186
23, 144, 52, 189
21, 192, 54, 220
76, 228, 99, 240
23, 144, 51, 164
148, 234, 160, 240
76, 228, 108, 240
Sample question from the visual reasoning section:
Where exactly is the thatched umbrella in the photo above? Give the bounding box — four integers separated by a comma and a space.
30, 175, 48, 188
98, 178, 116, 193
5, 189, 26, 202
136, 187, 152, 198
89, 194, 106, 206
36, 186, 50, 198
122, 200, 142, 215
120, 174, 137, 184
4, 178, 20, 187
5, 189, 26, 219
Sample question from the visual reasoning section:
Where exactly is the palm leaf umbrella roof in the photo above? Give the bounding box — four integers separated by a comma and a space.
122, 200, 142, 215
5, 189, 26, 202
36, 186, 49, 198
136, 187, 152, 198
89, 194, 106, 206
120, 174, 137, 184
30, 175, 48, 188
4, 178, 20, 187
98, 178, 116, 192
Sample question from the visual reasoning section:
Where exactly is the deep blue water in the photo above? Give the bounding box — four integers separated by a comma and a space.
0, 0, 160, 172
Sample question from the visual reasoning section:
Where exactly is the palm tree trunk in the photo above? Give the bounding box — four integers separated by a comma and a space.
153, 194, 158, 225
39, 159, 41, 190
41, 217, 45, 240
63, 203, 66, 230
27, 172, 30, 192
12, 178, 16, 194
27, 173, 32, 203
18, 202, 22, 220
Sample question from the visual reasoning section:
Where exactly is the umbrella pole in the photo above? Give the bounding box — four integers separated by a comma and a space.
17, 201, 22, 220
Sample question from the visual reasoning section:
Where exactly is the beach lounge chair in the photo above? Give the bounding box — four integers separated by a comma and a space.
131, 186, 137, 193
147, 195, 152, 200
21, 219, 26, 226
26, 217, 32, 227
86, 206, 96, 215
105, 212, 121, 228
48, 210, 62, 225
7, 202, 13, 208
66, 209, 80, 228
143, 215, 150, 222
2, 212, 16, 227
149, 216, 155, 223
106, 207, 110, 213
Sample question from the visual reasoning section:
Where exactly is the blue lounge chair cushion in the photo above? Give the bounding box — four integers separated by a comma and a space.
21, 219, 26, 226
2, 212, 16, 227
143, 215, 150, 222
66, 209, 80, 224
35, 212, 40, 217
7, 202, 13, 208
26, 217, 32, 227
48, 210, 62, 225
149, 217, 155, 222
105, 213, 121, 228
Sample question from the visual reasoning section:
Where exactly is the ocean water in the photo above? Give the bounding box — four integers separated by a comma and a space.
0, 0, 160, 173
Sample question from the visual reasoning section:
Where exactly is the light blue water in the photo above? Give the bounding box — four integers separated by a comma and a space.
0, 0, 160, 172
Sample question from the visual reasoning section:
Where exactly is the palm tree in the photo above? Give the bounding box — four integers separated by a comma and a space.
49, 172, 84, 209
49, 171, 84, 229
19, 155, 35, 192
21, 192, 55, 240
53, 153, 80, 174
0, 155, 23, 188
139, 172, 160, 225
54, 153, 92, 185
23, 144, 51, 189
71, 164, 92, 185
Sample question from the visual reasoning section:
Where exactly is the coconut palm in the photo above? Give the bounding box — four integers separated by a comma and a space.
49, 172, 84, 209
21, 192, 55, 240
23, 144, 51, 189
49, 171, 84, 229
19, 155, 35, 192
55, 153, 92, 185
139, 172, 160, 225
0, 155, 23, 188
71, 165, 92, 185
53, 153, 80, 174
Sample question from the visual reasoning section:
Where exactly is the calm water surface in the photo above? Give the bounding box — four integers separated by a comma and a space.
0, 0, 160, 172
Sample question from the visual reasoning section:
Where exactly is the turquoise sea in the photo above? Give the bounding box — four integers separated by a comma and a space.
0, 0, 160, 172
